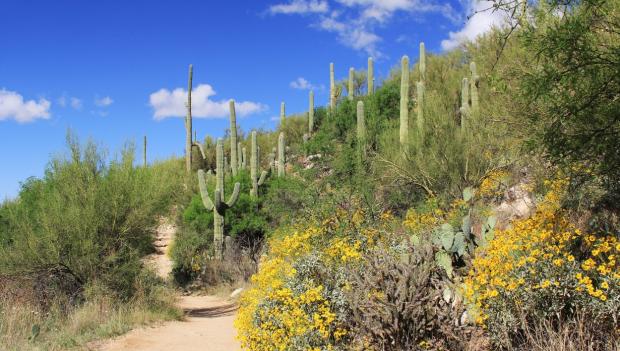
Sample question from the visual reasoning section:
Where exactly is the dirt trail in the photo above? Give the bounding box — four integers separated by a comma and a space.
97, 218, 241, 351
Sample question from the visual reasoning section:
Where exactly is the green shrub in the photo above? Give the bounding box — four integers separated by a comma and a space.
0, 134, 183, 300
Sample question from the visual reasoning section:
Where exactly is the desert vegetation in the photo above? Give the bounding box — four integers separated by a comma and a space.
1, 0, 619, 350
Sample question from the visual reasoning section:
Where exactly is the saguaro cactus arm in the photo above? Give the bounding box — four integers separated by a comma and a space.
192, 142, 207, 160
229, 100, 238, 176
367, 57, 374, 95
258, 170, 268, 186
197, 170, 215, 211
215, 183, 240, 211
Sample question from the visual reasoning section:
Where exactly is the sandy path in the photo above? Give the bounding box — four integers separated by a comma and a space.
97, 218, 241, 351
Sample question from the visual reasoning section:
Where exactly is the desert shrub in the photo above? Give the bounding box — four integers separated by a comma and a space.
261, 175, 318, 228
346, 243, 473, 351
0, 135, 183, 300
464, 178, 620, 349
235, 207, 390, 351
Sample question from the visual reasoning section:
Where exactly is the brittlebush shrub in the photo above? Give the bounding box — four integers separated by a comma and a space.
464, 179, 620, 349
235, 207, 390, 351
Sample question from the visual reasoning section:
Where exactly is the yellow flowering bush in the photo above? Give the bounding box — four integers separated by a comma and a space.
464, 178, 619, 345
236, 208, 389, 351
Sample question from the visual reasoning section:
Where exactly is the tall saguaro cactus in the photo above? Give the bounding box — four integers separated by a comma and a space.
348, 67, 354, 100
400, 55, 410, 153
367, 57, 374, 95
308, 90, 314, 135
419, 42, 426, 83
197, 138, 240, 259
278, 132, 285, 177
460, 78, 470, 130
329, 62, 336, 112
280, 102, 286, 128
229, 100, 238, 176
142, 135, 146, 168
357, 101, 366, 161
250, 131, 269, 197
237, 142, 243, 171
469, 62, 480, 117
185, 64, 193, 174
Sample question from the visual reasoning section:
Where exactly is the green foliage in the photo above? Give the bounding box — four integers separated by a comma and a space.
520, 0, 620, 204
0, 134, 185, 299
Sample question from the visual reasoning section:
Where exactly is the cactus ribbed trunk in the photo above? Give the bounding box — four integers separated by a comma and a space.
357, 101, 366, 161
280, 102, 285, 128
242, 147, 247, 169
214, 140, 225, 257
367, 57, 374, 95
143, 135, 147, 167
348, 67, 354, 100
400, 56, 410, 153
416, 81, 425, 140
185, 64, 193, 174
251, 132, 258, 197
278, 132, 285, 177
460, 78, 470, 129
229, 100, 238, 176
470, 62, 479, 118
237, 142, 243, 171
329, 62, 335, 113
309, 90, 314, 134
419, 42, 426, 83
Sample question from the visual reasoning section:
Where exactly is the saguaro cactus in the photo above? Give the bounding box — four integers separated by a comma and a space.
237, 142, 243, 171
330, 62, 336, 112
308, 90, 314, 134
368, 57, 374, 95
460, 78, 470, 129
280, 102, 286, 128
242, 147, 247, 169
470, 62, 480, 117
357, 101, 366, 161
278, 132, 285, 177
185, 64, 193, 174
197, 138, 240, 259
250, 131, 269, 197
417, 81, 425, 138
348, 67, 354, 100
419, 42, 426, 83
400, 55, 410, 153
143, 135, 147, 167
229, 100, 238, 176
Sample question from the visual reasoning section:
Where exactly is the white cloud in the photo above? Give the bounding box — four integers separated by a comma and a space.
70, 97, 82, 110
269, 0, 458, 57
0, 89, 51, 123
95, 96, 113, 107
290, 77, 321, 90
441, 0, 507, 51
269, 0, 329, 14
149, 84, 267, 120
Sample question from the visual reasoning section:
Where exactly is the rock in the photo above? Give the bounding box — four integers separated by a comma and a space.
230, 288, 244, 299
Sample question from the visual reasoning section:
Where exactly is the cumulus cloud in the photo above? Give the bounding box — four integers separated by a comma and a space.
0, 89, 51, 123
268, 0, 457, 57
441, 0, 508, 51
269, 0, 329, 14
95, 96, 113, 107
149, 84, 266, 120
290, 77, 322, 90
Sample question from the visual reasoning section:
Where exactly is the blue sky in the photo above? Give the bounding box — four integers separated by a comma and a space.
0, 0, 503, 199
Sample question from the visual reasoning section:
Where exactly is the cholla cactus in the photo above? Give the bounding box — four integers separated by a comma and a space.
197, 138, 240, 259
278, 132, 285, 177
368, 57, 374, 95
229, 100, 238, 176
250, 131, 269, 198
185, 64, 193, 174
308, 90, 314, 135
400, 55, 410, 153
